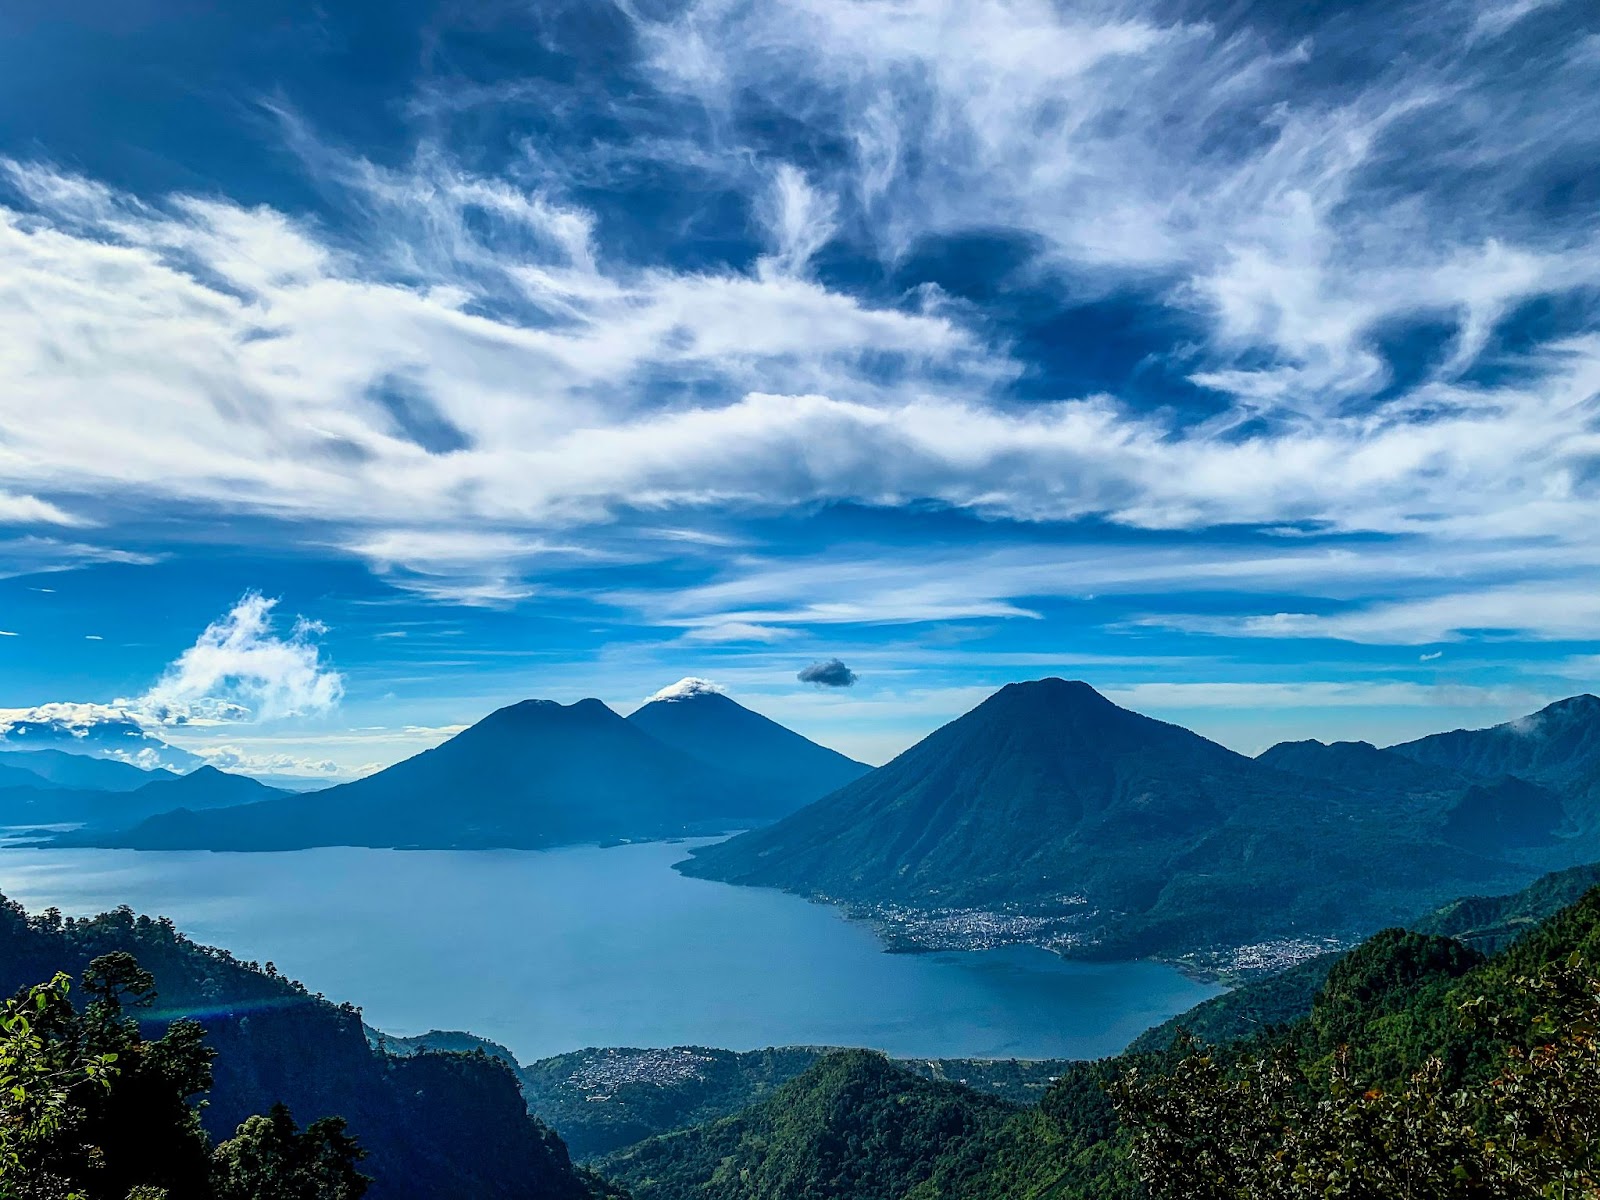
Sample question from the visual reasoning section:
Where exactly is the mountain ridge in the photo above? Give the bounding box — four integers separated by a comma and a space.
627, 680, 869, 812
81, 691, 854, 852
680, 678, 1536, 956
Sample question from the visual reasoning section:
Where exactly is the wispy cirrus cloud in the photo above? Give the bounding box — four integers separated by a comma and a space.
0, 0, 1595, 659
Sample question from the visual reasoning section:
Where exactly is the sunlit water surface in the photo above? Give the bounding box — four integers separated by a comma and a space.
0, 837, 1219, 1062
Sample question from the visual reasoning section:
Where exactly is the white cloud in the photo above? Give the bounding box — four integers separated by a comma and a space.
133, 593, 345, 722
645, 676, 726, 702
0, 491, 84, 526
634, 0, 1600, 411
1102, 680, 1508, 710
0, 538, 158, 580
1471, 0, 1561, 40
679, 622, 796, 644
759, 164, 838, 278
193, 745, 343, 777
0, 0, 1594, 640
2, 158, 1597, 580
1152, 583, 1600, 645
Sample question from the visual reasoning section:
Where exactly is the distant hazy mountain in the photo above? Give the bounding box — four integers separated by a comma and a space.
627, 679, 868, 815
120, 764, 285, 810
680, 679, 1521, 956
0, 747, 178, 792
5, 765, 283, 830
0, 759, 58, 790
0, 711, 205, 772
1389, 695, 1600, 827
89, 697, 774, 851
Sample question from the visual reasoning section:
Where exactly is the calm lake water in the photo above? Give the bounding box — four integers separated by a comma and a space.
0, 837, 1220, 1062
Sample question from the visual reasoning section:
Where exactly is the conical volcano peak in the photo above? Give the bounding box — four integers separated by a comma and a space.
985, 678, 1116, 708
645, 677, 728, 703
976, 678, 1121, 723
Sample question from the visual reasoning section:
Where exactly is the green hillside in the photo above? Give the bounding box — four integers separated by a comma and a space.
598, 1050, 1016, 1200
0, 893, 615, 1200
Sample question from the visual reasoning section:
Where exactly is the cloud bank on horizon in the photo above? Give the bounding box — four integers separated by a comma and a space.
0, 0, 1596, 767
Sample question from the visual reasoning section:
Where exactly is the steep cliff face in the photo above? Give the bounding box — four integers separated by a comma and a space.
0, 895, 614, 1200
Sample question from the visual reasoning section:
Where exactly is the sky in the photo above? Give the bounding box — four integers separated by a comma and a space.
1, 0, 1598, 777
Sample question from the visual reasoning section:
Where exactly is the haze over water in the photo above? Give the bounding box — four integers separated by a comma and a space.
0, 838, 1218, 1062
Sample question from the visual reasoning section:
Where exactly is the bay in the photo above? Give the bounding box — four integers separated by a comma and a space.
0, 837, 1220, 1063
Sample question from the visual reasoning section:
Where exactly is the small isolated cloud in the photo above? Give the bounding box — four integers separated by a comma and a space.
0, 630, 16, 637
133, 592, 344, 723
84, 634, 102, 641
798, 658, 858, 688
1420, 650, 1443, 661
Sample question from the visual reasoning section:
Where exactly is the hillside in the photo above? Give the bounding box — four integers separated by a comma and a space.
1391, 694, 1600, 828
1412, 860, 1600, 951
2, 764, 284, 830
664, 888, 1600, 1200
681, 679, 1520, 957
81, 697, 770, 851
1129, 857, 1600, 1055
1257, 736, 1568, 849
389, 1033, 1070, 1162
1255, 737, 1459, 795
628, 680, 869, 815
0, 892, 616, 1200
597, 1050, 1016, 1200
0, 746, 179, 791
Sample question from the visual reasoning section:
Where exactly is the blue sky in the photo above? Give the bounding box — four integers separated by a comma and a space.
1, 0, 1598, 776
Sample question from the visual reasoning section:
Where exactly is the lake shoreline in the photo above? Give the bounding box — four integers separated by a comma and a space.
0, 837, 1222, 1062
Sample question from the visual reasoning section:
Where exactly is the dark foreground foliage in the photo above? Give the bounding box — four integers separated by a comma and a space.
0, 955, 366, 1200
0, 895, 616, 1200
591, 889, 1600, 1200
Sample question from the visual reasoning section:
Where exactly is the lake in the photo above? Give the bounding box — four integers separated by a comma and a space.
0, 837, 1220, 1063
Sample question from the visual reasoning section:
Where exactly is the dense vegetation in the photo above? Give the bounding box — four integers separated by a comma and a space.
0, 954, 367, 1199
1415, 862, 1600, 952
0, 895, 614, 1200
1124, 952, 1343, 1056
591, 886, 1600, 1200
598, 1050, 1016, 1200
389, 1035, 1070, 1162
1131, 860, 1600, 1056
682, 679, 1569, 958
1116, 921, 1600, 1197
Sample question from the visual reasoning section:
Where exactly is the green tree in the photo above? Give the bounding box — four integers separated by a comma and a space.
1114, 957, 1600, 1199
211, 1104, 368, 1200
0, 973, 116, 1200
